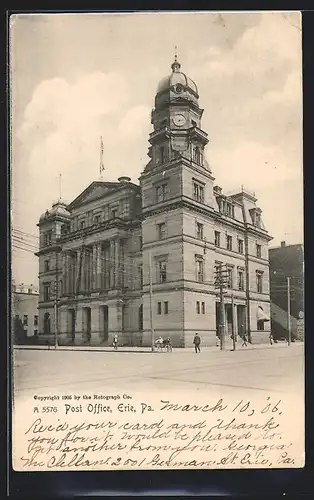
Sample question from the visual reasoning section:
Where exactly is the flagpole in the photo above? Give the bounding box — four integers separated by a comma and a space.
59, 174, 62, 201
100, 136, 104, 179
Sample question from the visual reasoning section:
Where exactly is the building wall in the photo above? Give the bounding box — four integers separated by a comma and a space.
12, 292, 39, 337
269, 243, 304, 340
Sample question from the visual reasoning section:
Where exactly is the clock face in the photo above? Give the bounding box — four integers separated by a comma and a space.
173, 114, 186, 127
175, 84, 184, 93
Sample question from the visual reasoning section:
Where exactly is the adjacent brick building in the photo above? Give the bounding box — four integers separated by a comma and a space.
36, 57, 272, 347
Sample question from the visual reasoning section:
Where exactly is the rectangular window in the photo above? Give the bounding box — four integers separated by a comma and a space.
94, 215, 101, 224
164, 301, 168, 314
257, 319, 264, 331
214, 231, 220, 247
227, 267, 233, 289
256, 244, 262, 258
256, 272, 263, 293
43, 283, 50, 301
238, 239, 244, 254
139, 236, 143, 249
34, 330, 38, 336
255, 213, 261, 227
44, 231, 52, 246
44, 259, 50, 272
238, 269, 244, 291
111, 209, 117, 219
80, 220, 86, 229
23, 315, 28, 326
201, 302, 205, 314
138, 264, 143, 287
157, 222, 167, 240
157, 302, 162, 315
34, 315, 38, 326
156, 183, 168, 203
227, 235, 232, 251
214, 262, 222, 286
193, 182, 204, 203
196, 301, 200, 314
196, 258, 204, 282
158, 260, 167, 283
196, 222, 204, 240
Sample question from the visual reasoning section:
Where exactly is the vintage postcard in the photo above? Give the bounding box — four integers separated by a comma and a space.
10, 11, 304, 471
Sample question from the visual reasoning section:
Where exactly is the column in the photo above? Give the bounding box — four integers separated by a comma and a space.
61, 252, 66, 296
96, 243, 102, 290
92, 245, 97, 290
115, 238, 120, 288
81, 250, 86, 293
119, 239, 125, 288
67, 253, 72, 295
110, 239, 115, 289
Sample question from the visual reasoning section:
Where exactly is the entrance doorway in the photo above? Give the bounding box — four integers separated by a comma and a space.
237, 305, 246, 337
67, 309, 76, 343
225, 304, 233, 336
100, 305, 109, 342
83, 307, 91, 343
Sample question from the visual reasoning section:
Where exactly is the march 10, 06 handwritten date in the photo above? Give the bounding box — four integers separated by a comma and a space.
12, 392, 303, 471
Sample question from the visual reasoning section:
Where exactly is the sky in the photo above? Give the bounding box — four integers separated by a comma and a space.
10, 11, 303, 286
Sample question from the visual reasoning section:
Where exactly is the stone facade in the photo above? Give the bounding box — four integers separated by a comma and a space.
36, 57, 272, 347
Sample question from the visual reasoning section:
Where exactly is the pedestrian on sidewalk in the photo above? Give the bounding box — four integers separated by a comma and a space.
241, 333, 248, 347
113, 334, 118, 351
269, 332, 274, 345
193, 333, 201, 353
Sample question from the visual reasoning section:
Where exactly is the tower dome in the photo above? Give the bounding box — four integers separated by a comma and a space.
49, 200, 70, 218
38, 200, 70, 223
156, 56, 198, 97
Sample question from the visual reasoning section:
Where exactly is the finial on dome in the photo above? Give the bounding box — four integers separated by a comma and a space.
171, 45, 181, 73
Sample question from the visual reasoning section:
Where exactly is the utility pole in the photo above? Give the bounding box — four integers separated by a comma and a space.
231, 293, 236, 351
148, 250, 155, 352
54, 251, 59, 350
287, 276, 291, 346
215, 263, 228, 351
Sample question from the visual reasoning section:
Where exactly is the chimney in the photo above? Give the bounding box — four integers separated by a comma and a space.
281, 241, 286, 247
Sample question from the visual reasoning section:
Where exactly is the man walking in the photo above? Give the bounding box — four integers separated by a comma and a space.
193, 333, 201, 353
242, 333, 248, 347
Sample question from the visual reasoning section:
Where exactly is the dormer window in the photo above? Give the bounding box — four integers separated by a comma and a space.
193, 146, 202, 165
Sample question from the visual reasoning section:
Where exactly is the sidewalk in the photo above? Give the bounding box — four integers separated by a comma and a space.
14, 341, 303, 354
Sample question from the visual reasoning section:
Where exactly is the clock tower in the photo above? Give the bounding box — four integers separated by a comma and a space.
139, 56, 216, 348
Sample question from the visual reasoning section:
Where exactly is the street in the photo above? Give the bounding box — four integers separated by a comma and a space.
13, 342, 304, 402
